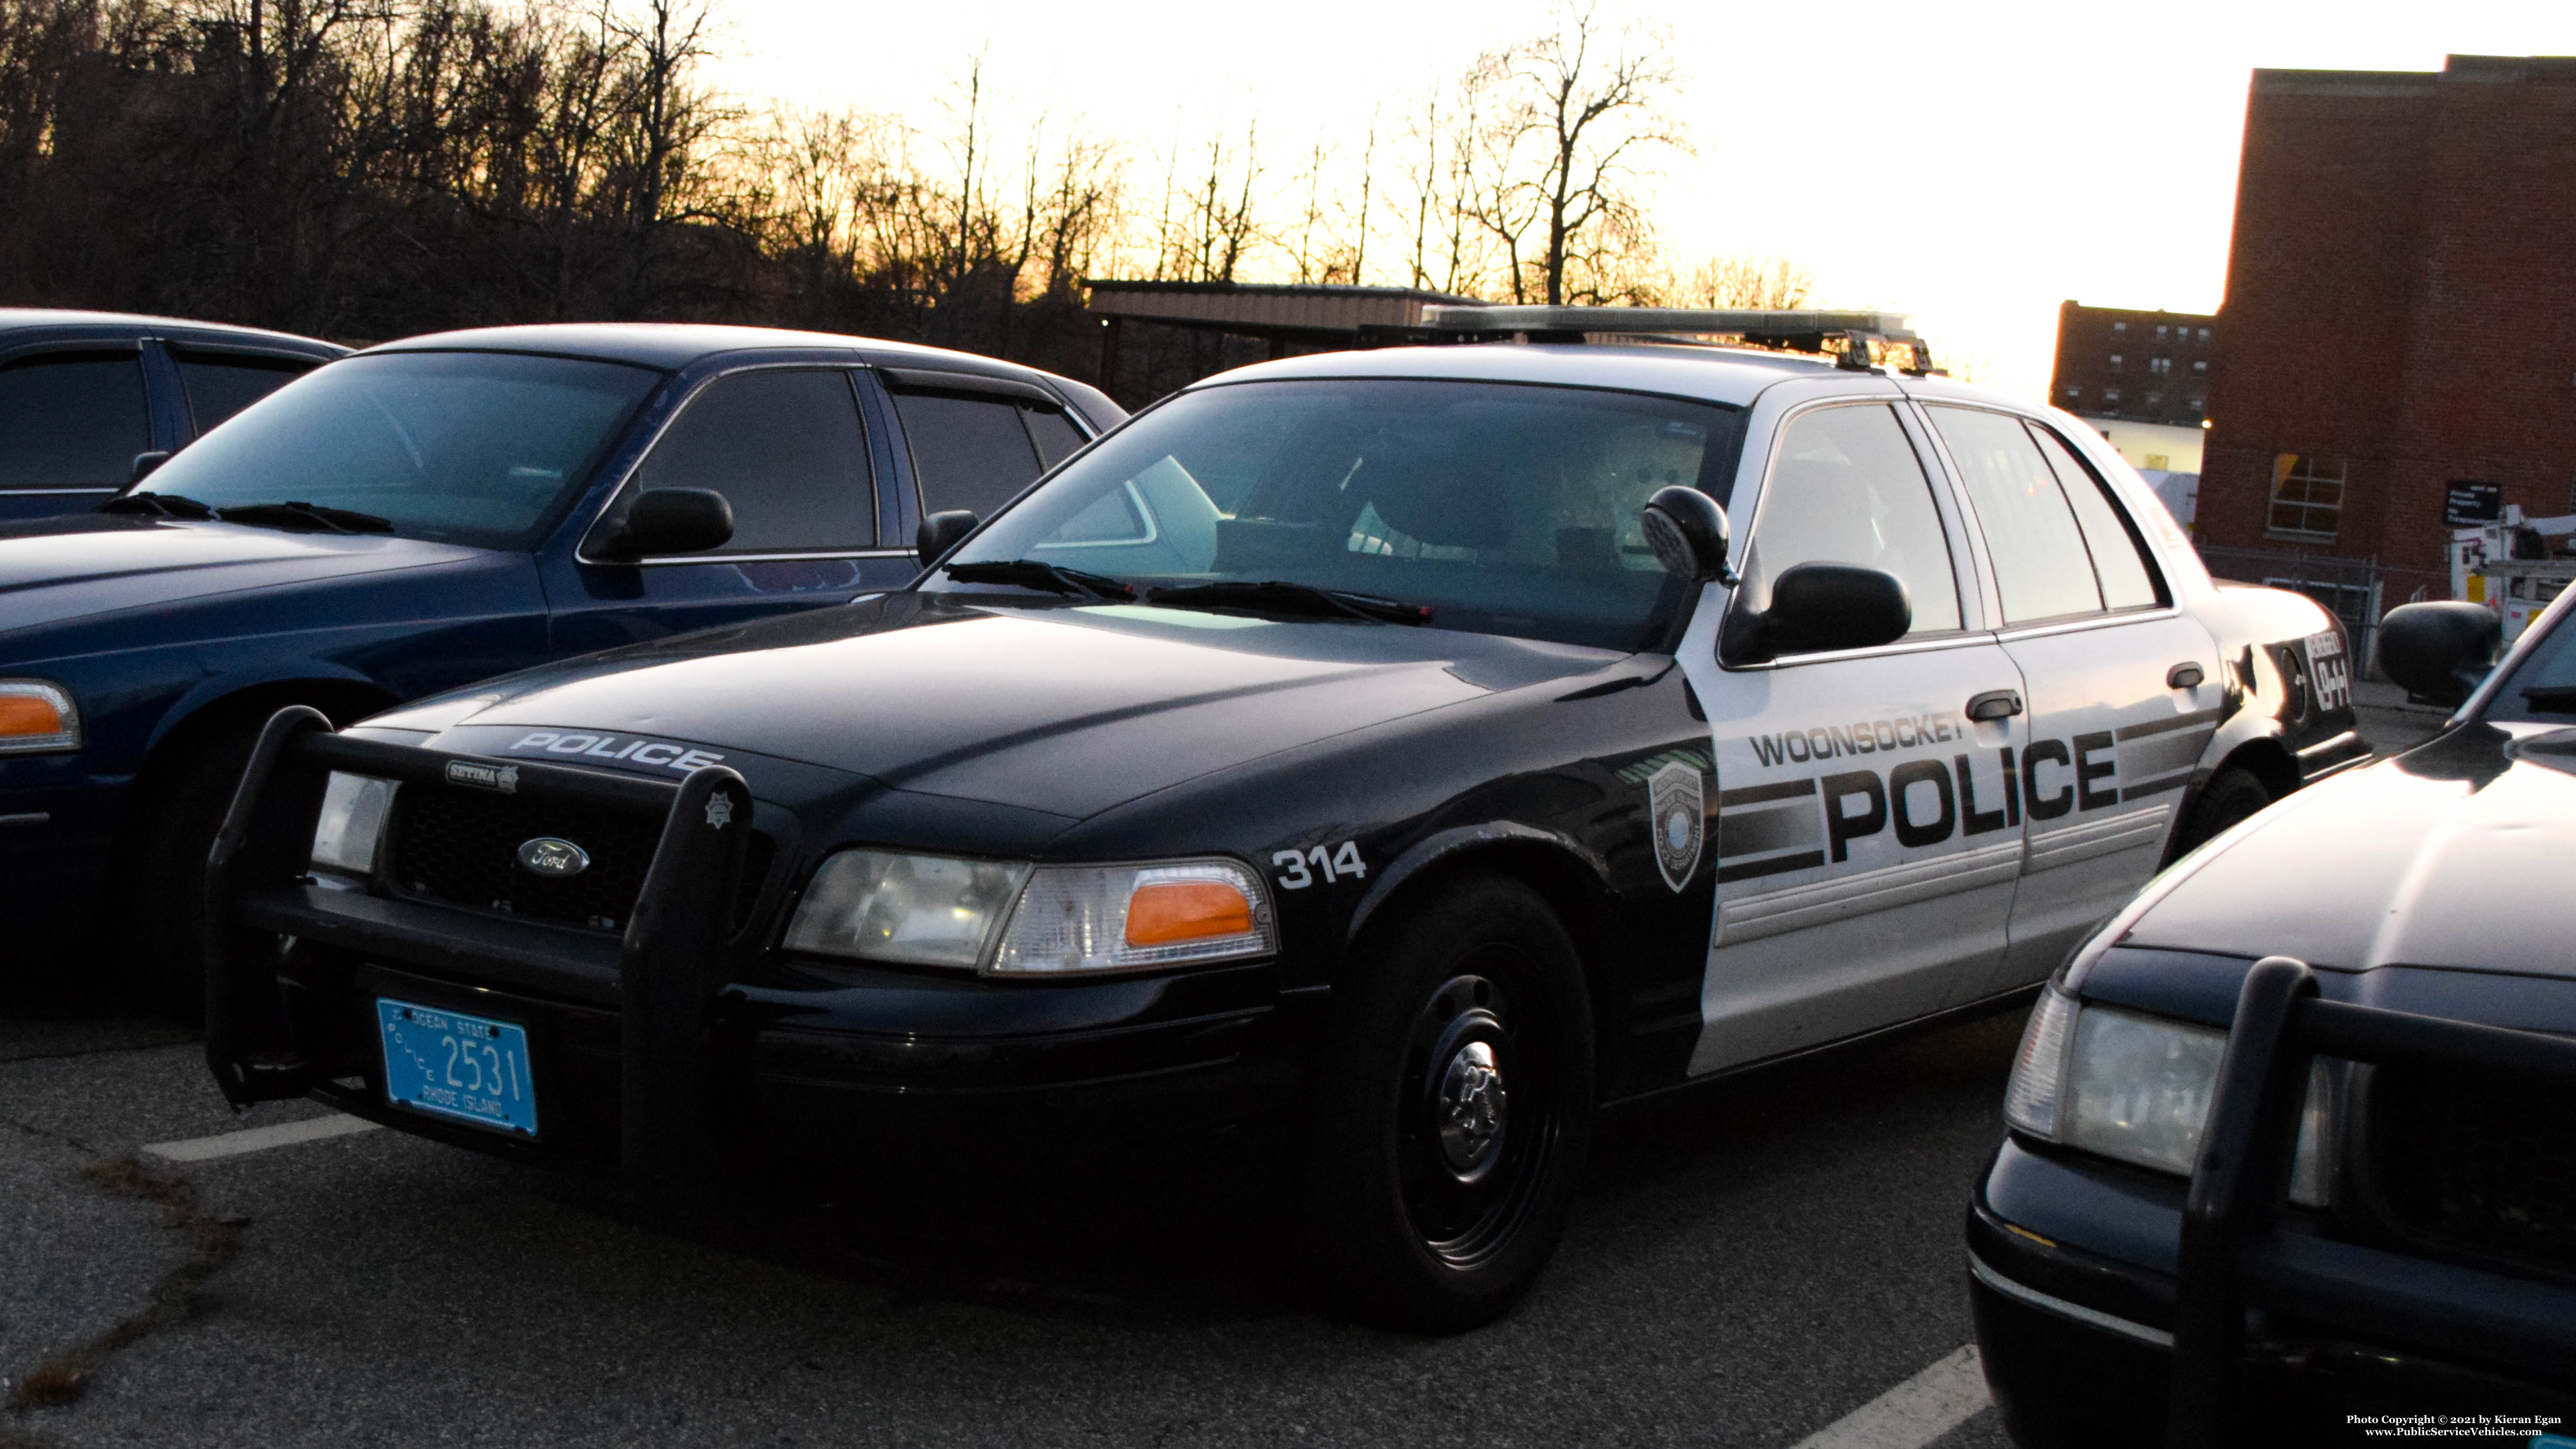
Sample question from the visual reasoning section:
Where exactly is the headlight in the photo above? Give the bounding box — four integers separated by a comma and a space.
781, 851, 1277, 976
0, 680, 79, 754
309, 772, 397, 876
782, 850, 1031, 969
2003, 991, 2329, 1206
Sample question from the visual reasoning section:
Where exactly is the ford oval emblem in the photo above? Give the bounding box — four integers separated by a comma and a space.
515, 837, 590, 878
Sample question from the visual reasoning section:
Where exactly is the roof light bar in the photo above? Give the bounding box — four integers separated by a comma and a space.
1414, 305, 1937, 375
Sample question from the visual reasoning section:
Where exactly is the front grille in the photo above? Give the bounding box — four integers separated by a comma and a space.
2365, 1066, 2576, 1275
386, 786, 664, 932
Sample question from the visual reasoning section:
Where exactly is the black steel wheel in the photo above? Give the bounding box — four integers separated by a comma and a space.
2170, 764, 2272, 860
1303, 873, 1594, 1332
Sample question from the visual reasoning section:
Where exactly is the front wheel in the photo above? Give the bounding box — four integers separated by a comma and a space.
1300, 874, 1596, 1332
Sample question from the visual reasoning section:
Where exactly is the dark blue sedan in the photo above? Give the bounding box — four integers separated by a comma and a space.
0, 323, 1121, 998
0, 309, 346, 522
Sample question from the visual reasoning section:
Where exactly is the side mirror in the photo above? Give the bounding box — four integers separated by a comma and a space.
1641, 485, 1734, 583
130, 450, 171, 484
917, 509, 979, 567
1727, 563, 1912, 662
2374, 601, 2499, 707
597, 487, 734, 561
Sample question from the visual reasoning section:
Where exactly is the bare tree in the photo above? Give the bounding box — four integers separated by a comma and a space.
1470, 2, 1682, 306
1666, 254, 1815, 309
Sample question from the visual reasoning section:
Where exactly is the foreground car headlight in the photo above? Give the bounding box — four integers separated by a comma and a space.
2004, 988, 2329, 1206
309, 772, 398, 876
0, 680, 79, 754
782, 851, 1277, 976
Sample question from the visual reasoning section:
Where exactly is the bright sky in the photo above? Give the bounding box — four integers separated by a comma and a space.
704, 0, 2574, 401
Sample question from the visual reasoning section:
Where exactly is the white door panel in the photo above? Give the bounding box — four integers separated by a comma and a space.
1983, 612, 2220, 994
1687, 645, 2028, 1074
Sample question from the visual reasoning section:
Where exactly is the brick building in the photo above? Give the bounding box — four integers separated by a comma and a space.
2049, 301, 2218, 476
2197, 55, 2576, 621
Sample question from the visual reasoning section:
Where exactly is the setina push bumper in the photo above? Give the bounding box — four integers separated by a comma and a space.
1972, 958, 2576, 1447
201, 707, 1306, 1189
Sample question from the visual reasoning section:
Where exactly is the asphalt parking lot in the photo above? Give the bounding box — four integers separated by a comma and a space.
0, 700, 2443, 1449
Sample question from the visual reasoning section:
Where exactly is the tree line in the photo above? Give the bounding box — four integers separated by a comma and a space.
0, 0, 1815, 398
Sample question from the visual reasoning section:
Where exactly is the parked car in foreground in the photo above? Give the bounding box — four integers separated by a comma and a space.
0, 309, 345, 522
1972, 595, 2576, 1444
202, 306, 2357, 1330
0, 323, 1120, 993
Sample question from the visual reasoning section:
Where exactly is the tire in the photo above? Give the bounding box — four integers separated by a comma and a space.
1300, 873, 1596, 1332
128, 719, 265, 1019
2171, 764, 2272, 859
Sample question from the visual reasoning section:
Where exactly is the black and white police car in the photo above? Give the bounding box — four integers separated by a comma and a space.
203, 307, 2363, 1329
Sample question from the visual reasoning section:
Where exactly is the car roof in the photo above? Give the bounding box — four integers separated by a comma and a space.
0, 308, 347, 358
363, 323, 1071, 386
1195, 341, 1856, 409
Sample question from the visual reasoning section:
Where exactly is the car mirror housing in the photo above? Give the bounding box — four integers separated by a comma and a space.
130, 450, 172, 484
916, 509, 979, 567
1640, 486, 1734, 583
2375, 600, 2500, 707
1725, 563, 1912, 663
598, 487, 734, 561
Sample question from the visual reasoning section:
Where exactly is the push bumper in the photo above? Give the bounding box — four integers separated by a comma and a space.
204, 709, 1320, 1188
1969, 958, 2576, 1447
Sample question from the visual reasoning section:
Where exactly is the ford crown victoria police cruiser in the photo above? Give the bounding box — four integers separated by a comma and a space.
201, 307, 2363, 1329
1971, 594, 2576, 1445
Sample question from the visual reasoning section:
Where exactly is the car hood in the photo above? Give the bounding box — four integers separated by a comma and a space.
0, 513, 490, 636
2122, 723, 2576, 980
384, 592, 1630, 820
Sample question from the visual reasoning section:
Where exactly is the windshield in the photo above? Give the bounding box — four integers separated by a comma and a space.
139, 351, 661, 549
2481, 599, 2576, 722
933, 378, 1743, 651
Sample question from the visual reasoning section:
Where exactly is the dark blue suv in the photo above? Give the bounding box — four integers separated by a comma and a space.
0, 309, 346, 522
0, 323, 1121, 996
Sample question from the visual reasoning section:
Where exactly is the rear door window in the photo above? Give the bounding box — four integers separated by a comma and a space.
0, 352, 150, 492
634, 369, 876, 553
176, 353, 317, 433
2029, 424, 2164, 610
1927, 405, 2103, 624
889, 390, 1047, 517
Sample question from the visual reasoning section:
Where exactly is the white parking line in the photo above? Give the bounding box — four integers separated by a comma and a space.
1791, 1345, 1991, 1449
142, 1114, 381, 1163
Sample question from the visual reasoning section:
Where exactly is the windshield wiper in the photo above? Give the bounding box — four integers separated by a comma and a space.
213, 501, 394, 535
943, 558, 1136, 601
1145, 580, 1431, 625
100, 491, 217, 520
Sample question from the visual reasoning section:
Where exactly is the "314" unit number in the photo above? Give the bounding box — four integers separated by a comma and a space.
1273, 842, 1367, 890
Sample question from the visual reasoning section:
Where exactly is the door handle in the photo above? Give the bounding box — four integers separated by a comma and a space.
2168, 662, 2206, 689
1966, 689, 2022, 722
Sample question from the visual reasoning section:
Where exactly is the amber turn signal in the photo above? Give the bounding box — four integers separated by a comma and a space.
0, 681, 77, 753
1124, 880, 1255, 946
0, 696, 61, 737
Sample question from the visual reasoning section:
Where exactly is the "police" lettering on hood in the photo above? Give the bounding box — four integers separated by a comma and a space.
503, 731, 726, 773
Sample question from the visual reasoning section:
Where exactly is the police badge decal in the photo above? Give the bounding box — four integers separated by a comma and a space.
1647, 761, 1705, 892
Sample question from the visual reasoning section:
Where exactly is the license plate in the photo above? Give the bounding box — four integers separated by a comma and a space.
376, 998, 539, 1136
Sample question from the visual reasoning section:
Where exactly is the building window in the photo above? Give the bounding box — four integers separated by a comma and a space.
2062, 386, 2081, 399
2103, 388, 2122, 405
2268, 454, 2346, 539
2155, 325, 2169, 339
2145, 454, 2170, 470
2197, 328, 2211, 341
2113, 322, 2127, 334
2107, 353, 2123, 370
2149, 357, 2172, 375
2192, 360, 2207, 374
